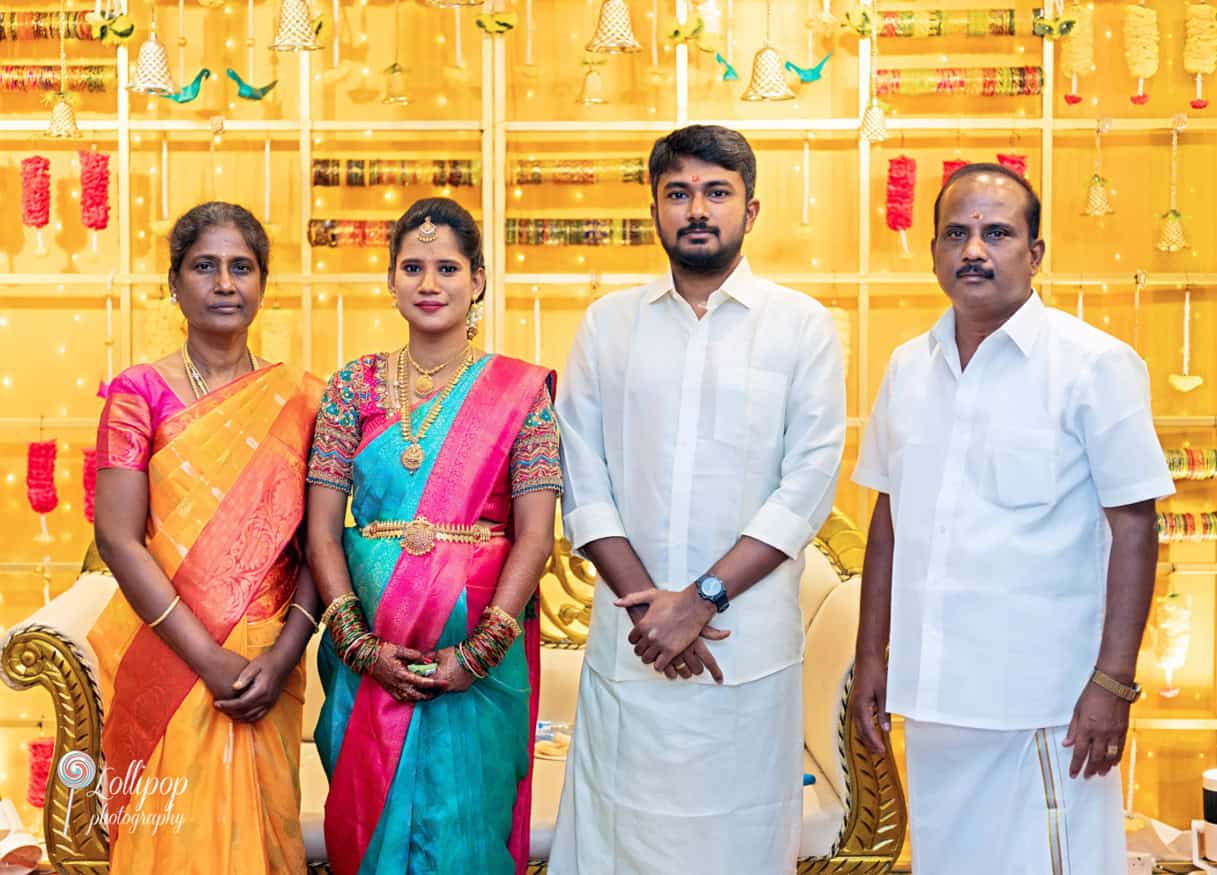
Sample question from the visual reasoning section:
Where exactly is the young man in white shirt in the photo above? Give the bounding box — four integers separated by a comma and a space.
851, 163, 1173, 875
549, 124, 846, 875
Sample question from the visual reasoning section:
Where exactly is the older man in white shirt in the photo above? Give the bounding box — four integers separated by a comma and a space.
549, 125, 846, 875
851, 163, 1174, 875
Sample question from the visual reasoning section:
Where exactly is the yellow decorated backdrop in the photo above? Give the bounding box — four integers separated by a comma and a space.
1, 0, 1217, 858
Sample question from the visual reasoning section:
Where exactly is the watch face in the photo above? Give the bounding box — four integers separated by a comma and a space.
699, 577, 725, 598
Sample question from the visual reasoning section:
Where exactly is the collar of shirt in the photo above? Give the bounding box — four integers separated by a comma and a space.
928, 289, 1046, 374
643, 257, 758, 312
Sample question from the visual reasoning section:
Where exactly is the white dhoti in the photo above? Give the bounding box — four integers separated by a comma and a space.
904, 719, 1126, 875
548, 662, 803, 875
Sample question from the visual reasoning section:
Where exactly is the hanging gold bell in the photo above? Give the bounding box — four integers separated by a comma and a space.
382, 62, 408, 105
861, 99, 888, 142
577, 66, 608, 105
270, 0, 320, 51
128, 27, 178, 95
1156, 210, 1187, 253
586, 0, 642, 54
1082, 174, 1114, 216
45, 93, 81, 138
740, 45, 795, 101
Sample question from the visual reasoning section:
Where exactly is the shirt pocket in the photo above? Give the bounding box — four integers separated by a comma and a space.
987, 426, 1057, 509
714, 367, 788, 448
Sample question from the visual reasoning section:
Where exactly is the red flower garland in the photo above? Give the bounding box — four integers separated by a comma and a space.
885, 156, 916, 232
27, 439, 58, 514
26, 737, 54, 808
79, 150, 110, 231
82, 447, 97, 523
942, 159, 969, 187
20, 156, 50, 229
997, 153, 1027, 177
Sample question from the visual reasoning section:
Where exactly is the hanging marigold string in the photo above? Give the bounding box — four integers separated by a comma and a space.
82, 447, 97, 523
80, 150, 110, 250
1059, 1, 1093, 104
875, 66, 1043, 97
997, 152, 1027, 177
1123, 3, 1158, 105
27, 439, 58, 543
1184, 2, 1217, 109
26, 440, 58, 514
20, 155, 50, 253
25, 737, 54, 808
885, 156, 916, 256
942, 158, 969, 186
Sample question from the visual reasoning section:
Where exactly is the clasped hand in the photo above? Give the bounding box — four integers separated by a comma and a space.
616, 586, 730, 683
210, 648, 294, 724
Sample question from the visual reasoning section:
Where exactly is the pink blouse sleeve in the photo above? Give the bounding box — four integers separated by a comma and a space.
96, 372, 154, 471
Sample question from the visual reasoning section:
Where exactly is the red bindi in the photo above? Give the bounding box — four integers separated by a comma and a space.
691, 175, 701, 182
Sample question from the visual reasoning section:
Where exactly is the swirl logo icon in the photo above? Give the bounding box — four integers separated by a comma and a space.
55, 750, 97, 837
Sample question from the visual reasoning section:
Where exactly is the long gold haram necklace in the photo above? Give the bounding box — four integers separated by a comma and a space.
406, 344, 466, 394
396, 345, 475, 472
181, 343, 257, 400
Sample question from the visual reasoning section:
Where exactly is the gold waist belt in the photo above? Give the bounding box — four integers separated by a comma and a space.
359, 517, 504, 557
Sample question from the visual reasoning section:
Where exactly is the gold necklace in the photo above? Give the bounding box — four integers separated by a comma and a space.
396, 345, 475, 472
405, 344, 466, 395
181, 343, 257, 400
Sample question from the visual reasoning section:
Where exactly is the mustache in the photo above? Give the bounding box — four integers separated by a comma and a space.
678, 222, 719, 238
956, 264, 995, 279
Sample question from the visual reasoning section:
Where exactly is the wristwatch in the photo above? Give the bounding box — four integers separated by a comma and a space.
694, 574, 730, 613
1090, 668, 1141, 703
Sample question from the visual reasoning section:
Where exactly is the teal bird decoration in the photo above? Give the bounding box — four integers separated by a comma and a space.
715, 52, 738, 82
785, 53, 832, 84
227, 68, 278, 101
163, 68, 211, 104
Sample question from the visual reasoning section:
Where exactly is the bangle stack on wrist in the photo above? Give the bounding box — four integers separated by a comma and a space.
322, 593, 381, 674
454, 606, 522, 680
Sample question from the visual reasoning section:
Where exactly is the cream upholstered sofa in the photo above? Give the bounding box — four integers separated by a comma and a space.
2, 510, 905, 875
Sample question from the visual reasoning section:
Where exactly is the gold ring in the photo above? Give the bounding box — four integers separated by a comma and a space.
673, 663, 687, 671
1106, 743, 1120, 757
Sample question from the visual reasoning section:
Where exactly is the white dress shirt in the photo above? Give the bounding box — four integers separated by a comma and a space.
853, 292, 1174, 730
556, 258, 846, 686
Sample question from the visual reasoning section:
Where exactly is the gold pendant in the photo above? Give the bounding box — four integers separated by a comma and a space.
401, 443, 424, 472
415, 373, 434, 394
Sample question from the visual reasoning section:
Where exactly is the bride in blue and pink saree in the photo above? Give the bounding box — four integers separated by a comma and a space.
305, 198, 561, 875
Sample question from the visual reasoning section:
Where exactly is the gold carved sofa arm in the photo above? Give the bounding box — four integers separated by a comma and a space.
0, 551, 116, 875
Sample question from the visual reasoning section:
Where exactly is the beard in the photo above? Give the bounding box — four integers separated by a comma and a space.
658, 217, 746, 274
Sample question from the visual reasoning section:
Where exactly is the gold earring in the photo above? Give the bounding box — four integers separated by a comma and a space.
466, 299, 484, 340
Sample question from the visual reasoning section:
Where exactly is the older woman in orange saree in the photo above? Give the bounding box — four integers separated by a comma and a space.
90, 202, 323, 874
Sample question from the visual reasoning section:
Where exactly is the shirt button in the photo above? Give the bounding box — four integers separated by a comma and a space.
938, 526, 947, 535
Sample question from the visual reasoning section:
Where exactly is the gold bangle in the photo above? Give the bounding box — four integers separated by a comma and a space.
148, 595, 181, 629
1090, 668, 1141, 703
288, 602, 319, 631
320, 593, 359, 628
